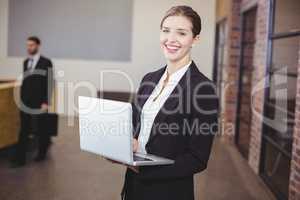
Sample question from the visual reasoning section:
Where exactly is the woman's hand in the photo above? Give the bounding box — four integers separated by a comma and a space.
133, 138, 138, 152
40, 103, 48, 111
127, 165, 139, 173
105, 158, 122, 165
127, 138, 139, 173
105, 158, 139, 173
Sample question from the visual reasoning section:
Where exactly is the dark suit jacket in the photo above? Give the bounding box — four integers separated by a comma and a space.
21, 55, 53, 109
121, 61, 219, 200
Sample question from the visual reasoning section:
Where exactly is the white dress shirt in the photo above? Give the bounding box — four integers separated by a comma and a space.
137, 61, 192, 154
27, 53, 40, 71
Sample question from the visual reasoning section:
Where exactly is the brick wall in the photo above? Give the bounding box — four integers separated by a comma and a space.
221, 0, 269, 173
219, 0, 300, 199
222, 0, 241, 142
245, 0, 269, 174
290, 40, 300, 200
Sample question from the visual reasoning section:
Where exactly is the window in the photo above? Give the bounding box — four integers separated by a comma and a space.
260, 0, 300, 199
274, 0, 300, 34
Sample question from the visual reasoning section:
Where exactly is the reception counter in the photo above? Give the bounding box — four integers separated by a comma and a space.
0, 80, 20, 149
0, 79, 57, 149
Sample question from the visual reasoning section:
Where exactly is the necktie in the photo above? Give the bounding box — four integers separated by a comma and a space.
28, 58, 34, 71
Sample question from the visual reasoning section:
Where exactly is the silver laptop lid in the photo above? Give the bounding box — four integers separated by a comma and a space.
78, 96, 133, 164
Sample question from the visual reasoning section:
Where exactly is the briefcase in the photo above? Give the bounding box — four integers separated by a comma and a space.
35, 113, 59, 136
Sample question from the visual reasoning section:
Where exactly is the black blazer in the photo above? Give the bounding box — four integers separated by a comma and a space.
121, 61, 219, 200
21, 55, 53, 109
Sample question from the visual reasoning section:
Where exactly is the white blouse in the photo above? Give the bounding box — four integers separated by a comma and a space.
137, 61, 192, 154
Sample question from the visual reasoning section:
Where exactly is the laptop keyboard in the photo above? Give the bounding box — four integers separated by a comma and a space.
133, 155, 153, 162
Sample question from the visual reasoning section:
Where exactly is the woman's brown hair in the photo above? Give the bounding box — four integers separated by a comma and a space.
160, 5, 202, 38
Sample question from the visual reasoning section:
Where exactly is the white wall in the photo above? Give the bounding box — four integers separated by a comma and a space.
0, 0, 216, 116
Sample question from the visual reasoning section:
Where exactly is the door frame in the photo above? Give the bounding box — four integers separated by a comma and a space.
213, 18, 227, 135
234, 5, 258, 159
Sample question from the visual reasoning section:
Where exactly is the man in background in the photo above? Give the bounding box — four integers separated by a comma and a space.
11, 36, 54, 168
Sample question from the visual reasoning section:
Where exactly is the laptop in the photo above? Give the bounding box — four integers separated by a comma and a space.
78, 96, 174, 166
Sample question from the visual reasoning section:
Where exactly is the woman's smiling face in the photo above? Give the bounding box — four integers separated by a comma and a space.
160, 15, 198, 63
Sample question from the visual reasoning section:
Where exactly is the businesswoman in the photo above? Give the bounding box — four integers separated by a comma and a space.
118, 5, 218, 200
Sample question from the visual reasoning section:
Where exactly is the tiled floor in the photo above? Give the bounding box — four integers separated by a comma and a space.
0, 117, 275, 200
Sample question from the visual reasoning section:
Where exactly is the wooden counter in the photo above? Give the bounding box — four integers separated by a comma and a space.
0, 79, 57, 149
0, 81, 20, 149
216, 0, 231, 22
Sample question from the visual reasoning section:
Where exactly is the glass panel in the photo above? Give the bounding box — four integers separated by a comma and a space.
271, 36, 299, 74
216, 21, 228, 111
217, 21, 227, 78
263, 125, 294, 153
265, 36, 299, 149
262, 139, 291, 199
274, 0, 300, 34
269, 73, 297, 106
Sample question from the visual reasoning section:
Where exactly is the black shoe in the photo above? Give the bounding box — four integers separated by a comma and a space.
34, 154, 47, 162
10, 160, 26, 168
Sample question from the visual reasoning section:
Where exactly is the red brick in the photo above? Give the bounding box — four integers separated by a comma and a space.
216, 0, 300, 198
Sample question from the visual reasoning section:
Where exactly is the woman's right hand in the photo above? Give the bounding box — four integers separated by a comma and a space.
105, 158, 121, 164
133, 138, 138, 153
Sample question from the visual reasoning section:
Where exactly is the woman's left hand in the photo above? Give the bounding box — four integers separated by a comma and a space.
41, 103, 48, 111
105, 158, 139, 173
127, 165, 139, 173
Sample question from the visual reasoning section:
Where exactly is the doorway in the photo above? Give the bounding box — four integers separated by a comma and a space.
235, 7, 257, 159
